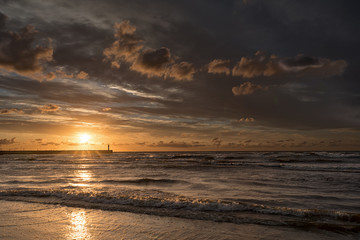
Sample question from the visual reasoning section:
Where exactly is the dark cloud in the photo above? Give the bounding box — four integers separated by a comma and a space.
207, 59, 231, 75
224, 138, 353, 150
232, 82, 266, 96
149, 140, 205, 148
1, 108, 24, 114
61, 141, 81, 146
103, 20, 197, 81
41, 141, 60, 146
232, 51, 347, 78
0, 11, 6, 28
232, 51, 281, 78
0, 13, 53, 76
280, 55, 347, 78
131, 47, 172, 77
282, 55, 321, 67
0, 137, 15, 145
31, 138, 60, 146
211, 137, 222, 147
168, 61, 196, 81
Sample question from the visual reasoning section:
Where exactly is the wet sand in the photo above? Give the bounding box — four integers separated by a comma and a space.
0, 200, 357, 240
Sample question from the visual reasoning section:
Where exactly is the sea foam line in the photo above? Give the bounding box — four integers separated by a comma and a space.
0, 189, 359, 224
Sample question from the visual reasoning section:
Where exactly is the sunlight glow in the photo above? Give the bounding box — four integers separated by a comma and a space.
78, 133, 91, 144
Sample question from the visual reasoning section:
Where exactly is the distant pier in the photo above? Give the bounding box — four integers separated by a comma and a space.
0, 150, 113, 155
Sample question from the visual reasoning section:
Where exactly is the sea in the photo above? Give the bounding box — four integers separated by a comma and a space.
0, 151, 359, 239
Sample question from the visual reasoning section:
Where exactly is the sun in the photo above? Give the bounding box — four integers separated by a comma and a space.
78, 133, 91, 144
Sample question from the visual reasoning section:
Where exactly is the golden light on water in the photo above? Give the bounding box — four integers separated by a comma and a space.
68, 210, 91, 240
78, 170, 92, 181
67, 166, 93, 239
71, 165, 93, 187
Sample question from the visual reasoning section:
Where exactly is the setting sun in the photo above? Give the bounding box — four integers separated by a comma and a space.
78, 133, 91, 144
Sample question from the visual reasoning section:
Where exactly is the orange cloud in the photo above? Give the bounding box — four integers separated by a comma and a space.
232, 81, 266, 95
102, 107, 112, 112
76, 71, 89, 79
55, 69, 89, 80
232, 51, 281, 78
39, 104, 60, 113
168, 61, 196, 81
237, 117, 255, 122
208, 59, 231, 75
103, 20, 144, 68
56, 69, 74, 78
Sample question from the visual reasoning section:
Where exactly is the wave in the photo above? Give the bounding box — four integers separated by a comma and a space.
3, 179, 67, 184
170, 154, 213, 159
269, 157, 345, 164
100, 178, 187, 185
240, 162, 360, 173
2, 178, 186, 186
312, 152, 360, 159
0, 189, 359, 232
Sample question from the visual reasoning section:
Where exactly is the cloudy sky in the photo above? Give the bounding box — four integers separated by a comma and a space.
1, 0, 359, 151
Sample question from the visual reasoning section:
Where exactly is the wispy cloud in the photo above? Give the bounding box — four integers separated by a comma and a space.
108, 84, 166, 100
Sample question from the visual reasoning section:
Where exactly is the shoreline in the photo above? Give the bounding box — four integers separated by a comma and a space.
1, 200, 351, 240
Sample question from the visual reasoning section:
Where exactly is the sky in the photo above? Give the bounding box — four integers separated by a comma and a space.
0, 0, 360, 151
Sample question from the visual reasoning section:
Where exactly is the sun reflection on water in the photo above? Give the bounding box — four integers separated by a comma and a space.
68, 210, 91, 240
78, 170, 92, 181
72, 166, 93, 187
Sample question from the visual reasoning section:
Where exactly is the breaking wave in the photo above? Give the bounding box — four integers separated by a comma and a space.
1, 189, 359, 232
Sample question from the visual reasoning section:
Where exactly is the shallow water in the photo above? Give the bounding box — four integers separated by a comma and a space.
0, 151, 359, 239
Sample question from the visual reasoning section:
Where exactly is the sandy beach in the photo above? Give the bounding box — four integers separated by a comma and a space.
1, 200, 356, 240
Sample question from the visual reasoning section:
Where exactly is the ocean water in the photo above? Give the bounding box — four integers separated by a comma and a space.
0, 151, 359, 239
